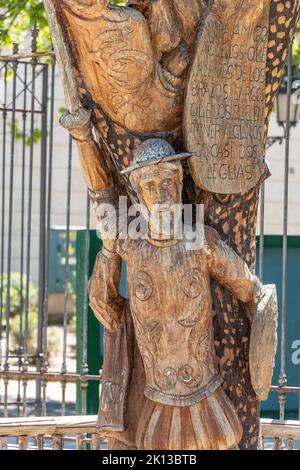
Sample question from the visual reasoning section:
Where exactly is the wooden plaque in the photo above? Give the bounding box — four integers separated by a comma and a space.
184, 1, 271, 194
249, 284, 278, 401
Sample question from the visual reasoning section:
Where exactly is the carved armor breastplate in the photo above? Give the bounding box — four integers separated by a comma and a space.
119, 238, 223, 407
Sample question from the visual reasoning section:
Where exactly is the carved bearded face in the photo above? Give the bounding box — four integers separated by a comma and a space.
131, 163, 183, 239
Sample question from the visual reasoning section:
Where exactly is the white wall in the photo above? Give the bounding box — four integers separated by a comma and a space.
261, 114, 300, 235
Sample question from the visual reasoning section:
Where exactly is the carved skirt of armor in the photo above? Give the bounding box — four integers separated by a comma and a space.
136, 387, 242, 450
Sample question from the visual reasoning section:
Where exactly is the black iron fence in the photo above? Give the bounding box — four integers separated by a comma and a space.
0, 24, 299, 426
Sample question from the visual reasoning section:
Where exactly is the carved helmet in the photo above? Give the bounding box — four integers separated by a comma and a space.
121, 138, 190, 175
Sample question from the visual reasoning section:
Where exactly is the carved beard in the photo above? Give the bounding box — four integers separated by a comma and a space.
144, 202, 184, 240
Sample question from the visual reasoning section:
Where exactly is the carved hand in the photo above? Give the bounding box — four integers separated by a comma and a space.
59, 107, 113, 190
88, 250, 124, 332
98, 202, 129, 254
59, 107, 92, 142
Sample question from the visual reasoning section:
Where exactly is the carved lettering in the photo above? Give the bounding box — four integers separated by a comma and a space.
184, 3, 271, 194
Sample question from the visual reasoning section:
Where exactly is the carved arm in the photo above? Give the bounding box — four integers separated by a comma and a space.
60, 108, 113, 192
88, 187, 128, 332
89, 249, 124, 332
204, 226, 265, 321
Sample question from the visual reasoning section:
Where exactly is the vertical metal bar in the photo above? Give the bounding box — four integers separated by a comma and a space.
36, 63, 49, 416
0, 63, 8, 375
17, 62, 28, 417
4, 44, 19, 418
91, 434, 100, 450
81, 193, 90, 414
18, 436, 28, 450
61, 136, 73, 415
259, 182, 265, 281
278, 48, 292, 419
23, 54, 37, 417
76, 434, 84, 450
0, 437, 8, 449
41, 56, 56, 418
36, 435, 44, 450
287, 438, 294, 450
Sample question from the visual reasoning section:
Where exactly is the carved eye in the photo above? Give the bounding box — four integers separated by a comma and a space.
133, 271, 153, 301
182, 269, 204, 299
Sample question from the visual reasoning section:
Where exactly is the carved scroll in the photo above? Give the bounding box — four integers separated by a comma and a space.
184, 1, 271, 194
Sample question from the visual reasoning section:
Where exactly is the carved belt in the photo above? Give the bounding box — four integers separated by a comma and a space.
144, 373, 223, 407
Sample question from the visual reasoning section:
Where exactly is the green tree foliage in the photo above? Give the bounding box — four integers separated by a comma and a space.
1, 1, 299, 62
293, 32, 300, 66
0, 272, 38, 354
1, 272, 38, 318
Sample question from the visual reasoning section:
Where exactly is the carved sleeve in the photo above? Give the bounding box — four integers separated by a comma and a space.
88, 251, 125, 333
205, 226, 265, 312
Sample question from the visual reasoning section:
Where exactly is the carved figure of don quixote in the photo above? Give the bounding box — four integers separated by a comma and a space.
45, 0, 300, 450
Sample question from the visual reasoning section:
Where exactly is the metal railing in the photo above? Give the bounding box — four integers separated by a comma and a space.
0, 415, 104, 450
0, 416, 298, 450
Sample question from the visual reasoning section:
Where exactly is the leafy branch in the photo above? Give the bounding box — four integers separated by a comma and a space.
0, 0, 51, 52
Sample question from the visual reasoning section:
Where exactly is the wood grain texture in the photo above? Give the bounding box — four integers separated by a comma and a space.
0, 415, 299, 445
59, 0, 202, 133
250, 284, 278, 401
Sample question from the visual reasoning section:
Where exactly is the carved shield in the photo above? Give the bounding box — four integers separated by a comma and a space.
249, 284, 278, 401
184, 1, 271, 194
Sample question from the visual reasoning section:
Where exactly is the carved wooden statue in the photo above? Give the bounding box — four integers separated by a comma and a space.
44, 0, 300, 450
89, 138, 277, 450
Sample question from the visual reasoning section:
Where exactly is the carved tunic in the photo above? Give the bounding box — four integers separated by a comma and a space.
61, 4, 188, 133
119, 236, 222, 407
90, 226, 261, 408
